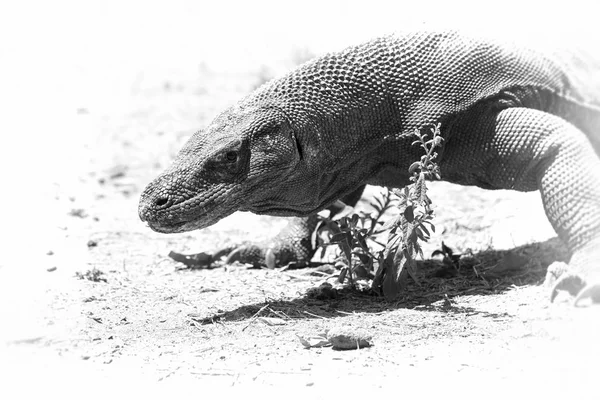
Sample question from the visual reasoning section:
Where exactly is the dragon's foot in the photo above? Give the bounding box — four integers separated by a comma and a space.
223, 243, 309, 268
220, 239, 315, 268
546, 261, 600, 306
222, 243, 272, 267
168, 241, 311, 269
217, 216, 319, 268
574, 283, 600, 307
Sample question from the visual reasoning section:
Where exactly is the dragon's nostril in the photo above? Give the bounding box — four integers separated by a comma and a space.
155, 196, 170, 208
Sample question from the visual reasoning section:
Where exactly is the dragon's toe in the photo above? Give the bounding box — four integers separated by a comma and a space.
574, 282, 600, 307
223, 244, 271, 267
221, 240, 312, 268
550, 270, 586, 302
546, 260, 600, 306
220, 216, 318, 268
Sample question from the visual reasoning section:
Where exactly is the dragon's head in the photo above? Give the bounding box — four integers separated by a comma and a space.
138, 104, 328, 233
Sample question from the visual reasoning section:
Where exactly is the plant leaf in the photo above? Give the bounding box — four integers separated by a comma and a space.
403, 206, 414, 223
330, 232, 348, 244
432, 249, 445, 258
442, 241, 454, 257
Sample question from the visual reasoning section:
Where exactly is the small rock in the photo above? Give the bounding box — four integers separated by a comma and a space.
69, 208, 88, 218
327, 327, 373, 350
108, 165, 128, 180
306, 282, 338, 300
46, 266, 57, 272
87, 240, 98, 248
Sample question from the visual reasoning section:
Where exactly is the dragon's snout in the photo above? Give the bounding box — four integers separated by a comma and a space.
138, 181, 173, 224
137, 175, 220, 234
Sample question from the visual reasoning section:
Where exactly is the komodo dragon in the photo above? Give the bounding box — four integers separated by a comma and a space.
138, 30, 600, 304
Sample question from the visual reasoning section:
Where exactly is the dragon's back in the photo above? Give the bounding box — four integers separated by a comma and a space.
471, 31, 600, 144
250, 30, 600, 143
398, 30, 600, 109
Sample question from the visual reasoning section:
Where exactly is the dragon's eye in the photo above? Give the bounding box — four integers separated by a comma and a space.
225, 151, 238, 162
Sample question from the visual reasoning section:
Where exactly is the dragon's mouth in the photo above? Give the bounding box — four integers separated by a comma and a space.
246, 191, 339, 217
247, 205, 317, 217
143, 198, 238, 233
147, 221, 184, 233
145, 217, 212, 234
139, 188, 234, 233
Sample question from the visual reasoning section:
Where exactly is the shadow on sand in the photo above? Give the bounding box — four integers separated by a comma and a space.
189, 237, 568, 325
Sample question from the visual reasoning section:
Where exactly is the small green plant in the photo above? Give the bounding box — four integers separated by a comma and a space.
320, 123, 444, 300
321, 189, 399, 285
373, 123, 443, 299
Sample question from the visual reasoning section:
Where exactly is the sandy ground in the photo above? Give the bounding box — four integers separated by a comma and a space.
1, 1, 599, 398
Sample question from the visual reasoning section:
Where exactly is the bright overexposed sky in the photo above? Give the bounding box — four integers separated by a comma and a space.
1, 0, 597, 120
0, 0, 597, 232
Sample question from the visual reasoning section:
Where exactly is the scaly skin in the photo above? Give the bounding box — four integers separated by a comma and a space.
219, 185, 365, 267
139, 30, 600, 304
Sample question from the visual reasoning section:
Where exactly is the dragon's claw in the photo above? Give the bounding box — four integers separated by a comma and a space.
550, 270, 586, 303
574, 282, 600, 307
223, 244, 265, 266
546, 261, 600, 306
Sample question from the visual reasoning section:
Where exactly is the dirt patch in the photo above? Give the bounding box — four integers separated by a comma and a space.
2, 16, 598, 396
